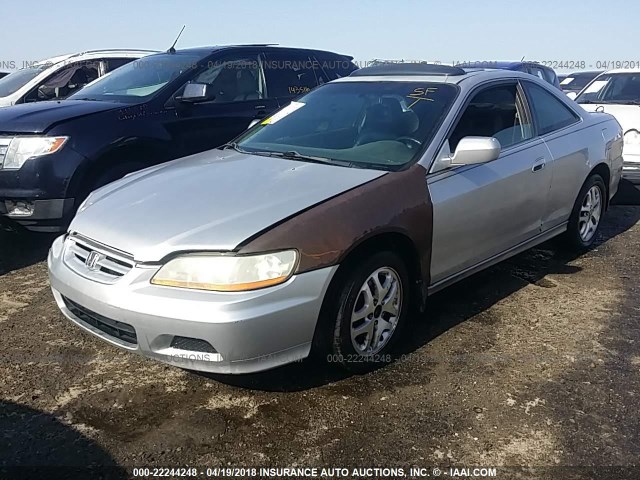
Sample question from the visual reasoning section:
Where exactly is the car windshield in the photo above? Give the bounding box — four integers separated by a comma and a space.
235, 81, 458, 171
576, 73, 640, 104
69, 53, 202, 103
561, 72, 601, 91
0, 66, 48, 98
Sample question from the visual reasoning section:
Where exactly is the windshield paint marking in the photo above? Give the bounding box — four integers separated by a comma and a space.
407, 87, 438, 108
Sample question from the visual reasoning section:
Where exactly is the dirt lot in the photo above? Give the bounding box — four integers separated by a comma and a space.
1, 185, 640, 479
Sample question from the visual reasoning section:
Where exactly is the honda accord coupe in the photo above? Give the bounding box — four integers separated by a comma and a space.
48, 64, 624, 374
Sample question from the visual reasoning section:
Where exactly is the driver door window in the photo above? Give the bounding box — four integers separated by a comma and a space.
180, 56, 264, 103
26, 61, 100, 102
449, 84, 533, 152
434, 83, 533, 172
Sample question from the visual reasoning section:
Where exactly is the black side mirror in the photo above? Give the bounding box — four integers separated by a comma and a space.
177, 83, 215, 104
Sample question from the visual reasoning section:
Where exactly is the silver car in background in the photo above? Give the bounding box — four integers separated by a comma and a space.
48, 64, 623, 374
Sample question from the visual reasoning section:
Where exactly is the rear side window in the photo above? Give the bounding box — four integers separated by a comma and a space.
315, 54, 358, 80
263, 51, 321, 98
525, 82, 579, 135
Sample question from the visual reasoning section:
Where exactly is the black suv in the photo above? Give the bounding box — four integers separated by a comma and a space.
0, 45, 357, 232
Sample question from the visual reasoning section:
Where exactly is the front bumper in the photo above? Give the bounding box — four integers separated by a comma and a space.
0, 146, 87, 232
48, 235, 338, 374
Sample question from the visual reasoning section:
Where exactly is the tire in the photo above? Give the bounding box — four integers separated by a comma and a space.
323, 250, 410, 373
561, 174, 606, 251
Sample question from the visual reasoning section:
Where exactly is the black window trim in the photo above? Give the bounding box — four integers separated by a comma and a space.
521, 80, 582, 137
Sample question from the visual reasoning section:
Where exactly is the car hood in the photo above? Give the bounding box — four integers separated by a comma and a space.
70, 150, 386, 262
580, 104, 640, 133
0, 100, 123, 133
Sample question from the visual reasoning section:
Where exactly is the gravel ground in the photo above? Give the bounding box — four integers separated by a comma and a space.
1, 185, 640, 480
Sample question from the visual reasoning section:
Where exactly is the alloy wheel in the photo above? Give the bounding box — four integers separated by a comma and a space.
579, 185, 602, 243
350, 267, 403, 355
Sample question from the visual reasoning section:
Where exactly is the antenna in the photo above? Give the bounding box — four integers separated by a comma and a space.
168, 25, 186, 54
521, 56, 526, 61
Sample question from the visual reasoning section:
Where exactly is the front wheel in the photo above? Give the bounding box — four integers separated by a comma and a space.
325, 251, 410, 373
562, 174, 606, 250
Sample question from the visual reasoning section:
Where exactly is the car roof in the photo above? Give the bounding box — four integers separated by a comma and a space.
603, 68, 640, 74
163, 44, 353, 59
336, 65, 541, 86
565, 70, 603, 76
458, 61, 553, 71
34, 49, 158, 67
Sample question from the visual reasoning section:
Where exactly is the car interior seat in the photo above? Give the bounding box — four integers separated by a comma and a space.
234, 69, 262, 101
355, 98, 419, 146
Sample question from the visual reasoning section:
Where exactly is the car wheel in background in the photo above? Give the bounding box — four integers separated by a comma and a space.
562, 174, 606, 250
323, 251, 410, 373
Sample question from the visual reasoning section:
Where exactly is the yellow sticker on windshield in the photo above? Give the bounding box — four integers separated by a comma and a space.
261, 101, 306, 125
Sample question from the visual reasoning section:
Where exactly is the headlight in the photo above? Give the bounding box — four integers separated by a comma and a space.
1, 136, 68, 169
624, 130, 640, 145
151, 250, 298, 292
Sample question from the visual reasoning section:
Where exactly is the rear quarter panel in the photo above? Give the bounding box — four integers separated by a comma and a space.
543, 113, 622, 229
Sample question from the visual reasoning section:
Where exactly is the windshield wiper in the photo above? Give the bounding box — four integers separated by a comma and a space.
218, 142, 249, 153
258, 150, 353, 167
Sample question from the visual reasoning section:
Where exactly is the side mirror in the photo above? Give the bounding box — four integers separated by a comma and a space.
566, 92, 578, 100
247, 118, 261, 130
451, 137, 501, 166
177, 83, 215, 104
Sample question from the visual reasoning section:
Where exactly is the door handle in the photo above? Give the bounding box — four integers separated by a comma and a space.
532, 157, 546, 172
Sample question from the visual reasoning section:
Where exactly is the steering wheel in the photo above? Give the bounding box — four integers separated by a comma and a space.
396, 137, 423, 149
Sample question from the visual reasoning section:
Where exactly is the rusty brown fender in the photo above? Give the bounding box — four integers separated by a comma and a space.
238, 163, 434, 292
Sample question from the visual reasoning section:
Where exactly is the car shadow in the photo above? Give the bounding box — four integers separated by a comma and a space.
611, 179, 640, 206
0, 231, 57, 277
204, 206, 640, 392
0, 400, 126, 478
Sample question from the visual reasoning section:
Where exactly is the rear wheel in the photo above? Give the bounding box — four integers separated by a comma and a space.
323, 251, 410, 373
562, 174, 606, 250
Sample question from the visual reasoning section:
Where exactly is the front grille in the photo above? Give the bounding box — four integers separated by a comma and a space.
0, 138, 11, 168
170, 336, 217, 353
63, 234, 134, 283
63, 296, 137, 346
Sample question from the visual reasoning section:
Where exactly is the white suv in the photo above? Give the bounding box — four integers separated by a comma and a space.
575, 68, 640, 183
0, 49, 157, 107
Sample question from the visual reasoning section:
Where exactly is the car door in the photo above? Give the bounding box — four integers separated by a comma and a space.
521, 80, 584, 230
262, 50, 324, 107
428, 81, 553, 286
164, 52, 279, 156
